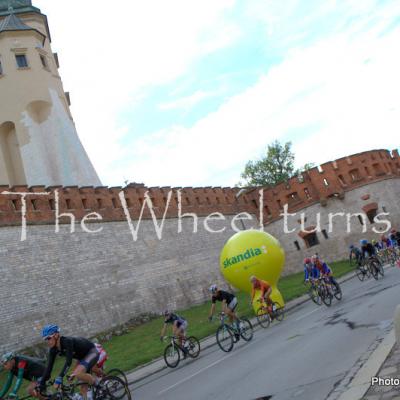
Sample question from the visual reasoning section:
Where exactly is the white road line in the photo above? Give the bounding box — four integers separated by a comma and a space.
295, 307, 320, 321
158, 351, 237, 395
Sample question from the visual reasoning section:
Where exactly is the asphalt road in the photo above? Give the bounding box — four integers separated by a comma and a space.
130, 265, 400, 400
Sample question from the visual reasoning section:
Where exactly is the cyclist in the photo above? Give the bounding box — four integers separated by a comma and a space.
91, 343, 108, 378
312, 255, 339, 290
208, 284, 240, 333
381, 234, 392, 249
371, 239, 382, 251
250, 276, 273, 311
390, 229, 400, 247
304, 258, 319, 282
0, 352, 46, 400
160, 311, 189, 355
360, 239, 377, 259
349, 245, 363, 266
39, 325, 99, 400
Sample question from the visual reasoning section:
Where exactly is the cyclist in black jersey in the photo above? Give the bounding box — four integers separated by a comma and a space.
39, 325, 99, 399
160, 311, 188, 352
0, 352, 45, 399
208, 285, 240, 332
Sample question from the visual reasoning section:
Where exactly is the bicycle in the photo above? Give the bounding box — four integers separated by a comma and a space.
43, 375, 131, 400
318, 276, 342, 306
163, 335, 200, 368
367, 256, 384, 280
215, 312, 253, 352
355, 258, 370, 281
256, 299, 285, 328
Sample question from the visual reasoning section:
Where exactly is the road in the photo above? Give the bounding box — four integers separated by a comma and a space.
130, 266, 400, 400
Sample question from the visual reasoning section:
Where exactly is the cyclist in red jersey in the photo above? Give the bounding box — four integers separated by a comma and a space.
250, 276, 272, 308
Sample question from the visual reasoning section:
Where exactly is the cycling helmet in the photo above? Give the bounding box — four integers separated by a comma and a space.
304, 257, 312, 264
371, 239, 377, 245
209, 284, 218, 294
311, 254, 319, 261
1, 352, 15, 364
381, 234, 387, 240
360, 239, 368, 246
249, 275, 257, 283
349, 244, 354, 250
391, 228, 397, 233
42, 324, 60, 339
163, 310, 171, 317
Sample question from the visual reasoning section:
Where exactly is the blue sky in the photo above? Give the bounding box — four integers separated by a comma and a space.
35, 0, 400, 187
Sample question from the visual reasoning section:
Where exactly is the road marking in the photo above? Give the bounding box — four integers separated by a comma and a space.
295, 307, 319, 321
158, 351, 238, 395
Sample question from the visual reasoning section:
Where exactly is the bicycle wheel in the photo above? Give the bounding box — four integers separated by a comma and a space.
186, 336, 200, 358
106, 369, 128, 387
95, 376, 131, 400
239, 318, 253, 341
273, 302, 285, 322
333, 281, 342, 301
369, 261, 379, 280
163, 343, 180, 368
256, 306, 271, 328
356, 266, 366, 281
377, 262, 384, 277
320, 285, 332, 307
309, 286, 321, 305
216, 325, 234, 352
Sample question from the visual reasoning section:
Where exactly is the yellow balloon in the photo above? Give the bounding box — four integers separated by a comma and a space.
220, 230, 285, 312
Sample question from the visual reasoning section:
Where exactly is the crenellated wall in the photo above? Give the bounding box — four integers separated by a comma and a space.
1, 149, 399, 227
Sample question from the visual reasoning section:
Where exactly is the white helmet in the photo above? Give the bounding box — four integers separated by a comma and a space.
209, 284, 218, 294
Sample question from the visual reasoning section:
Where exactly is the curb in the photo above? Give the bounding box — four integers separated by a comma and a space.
335, 329, 396, 400
126, 269, 359, 385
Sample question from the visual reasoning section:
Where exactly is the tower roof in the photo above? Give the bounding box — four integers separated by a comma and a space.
0, 11, 30, 31
0, 10, 45, 43
0, 0, 40, 16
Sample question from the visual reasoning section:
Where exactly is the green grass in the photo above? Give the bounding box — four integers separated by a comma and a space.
0, 259, 352, 388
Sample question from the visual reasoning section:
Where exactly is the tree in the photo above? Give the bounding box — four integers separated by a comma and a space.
240, 141, 296, 186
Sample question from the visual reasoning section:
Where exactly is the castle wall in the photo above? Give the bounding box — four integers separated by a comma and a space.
0, 214, 256, 352
262, 178, 400, 273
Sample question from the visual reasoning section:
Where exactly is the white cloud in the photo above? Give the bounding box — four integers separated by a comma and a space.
104, 23, 400, 187
33, 0, 240, 185
32, 0, 400, 187
159, 89, 222, 111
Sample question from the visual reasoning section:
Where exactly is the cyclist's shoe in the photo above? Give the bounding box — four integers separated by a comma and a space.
234, 332, 240, 342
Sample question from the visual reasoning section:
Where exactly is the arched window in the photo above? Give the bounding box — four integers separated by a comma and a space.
0, 121, 26, 185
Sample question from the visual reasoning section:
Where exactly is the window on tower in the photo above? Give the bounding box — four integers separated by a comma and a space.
16, 54, 28, 68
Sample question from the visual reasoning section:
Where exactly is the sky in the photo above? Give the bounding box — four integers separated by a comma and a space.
34, 0, 400, 187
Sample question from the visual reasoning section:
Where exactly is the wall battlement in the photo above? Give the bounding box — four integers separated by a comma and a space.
0, 149, 399, 226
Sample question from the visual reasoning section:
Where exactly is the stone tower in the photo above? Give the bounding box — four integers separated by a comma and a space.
0, 0, 101, 186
